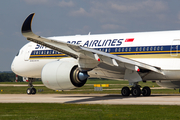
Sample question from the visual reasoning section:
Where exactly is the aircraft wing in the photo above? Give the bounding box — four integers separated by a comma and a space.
21, 13, 164, 75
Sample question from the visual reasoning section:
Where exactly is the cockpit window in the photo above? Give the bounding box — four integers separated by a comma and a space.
16, 51, 19, 56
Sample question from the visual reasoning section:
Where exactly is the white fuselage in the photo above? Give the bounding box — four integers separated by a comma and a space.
11, 30, 180, 80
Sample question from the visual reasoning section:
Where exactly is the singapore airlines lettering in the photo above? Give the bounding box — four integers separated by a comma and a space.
35, 39, 126, 49
67, 39, 124, 47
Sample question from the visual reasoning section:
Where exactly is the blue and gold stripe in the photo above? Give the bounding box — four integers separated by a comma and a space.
30, 50, 68, 59
29, 45, 180, 59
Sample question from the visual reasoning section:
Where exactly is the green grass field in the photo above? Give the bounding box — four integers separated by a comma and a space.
0, 103, 180, 120
0, 79, 180, 120
0, 79, 179, 94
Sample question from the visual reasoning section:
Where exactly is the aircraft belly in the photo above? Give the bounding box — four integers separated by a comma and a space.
133, 58, 180, 70
88, 63, 125, 80
142, 70, 180, 80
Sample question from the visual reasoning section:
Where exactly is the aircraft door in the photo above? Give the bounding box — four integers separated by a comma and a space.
24, 45, 32, 61
170, 39, 180, 56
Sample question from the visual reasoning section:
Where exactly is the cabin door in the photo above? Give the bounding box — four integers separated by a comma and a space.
170, 39, 180, 56
24, 45, 32, 61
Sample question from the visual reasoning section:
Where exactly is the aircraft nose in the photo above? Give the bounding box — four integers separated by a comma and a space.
11, 61, 14, 72
11, 56, 23, 75
11, 57, 18, 74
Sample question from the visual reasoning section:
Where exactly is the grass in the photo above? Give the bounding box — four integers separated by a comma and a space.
0, 103, 180, 120
0, 79, 179, 94
0, 80, 179, 120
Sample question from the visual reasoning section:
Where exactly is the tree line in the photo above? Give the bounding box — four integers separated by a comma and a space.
0, 72, 23, 82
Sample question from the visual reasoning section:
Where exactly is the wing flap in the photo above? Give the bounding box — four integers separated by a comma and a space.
79, 47, 164, 75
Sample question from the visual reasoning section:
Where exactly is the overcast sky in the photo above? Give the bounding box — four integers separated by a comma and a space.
1, 0, 180, 71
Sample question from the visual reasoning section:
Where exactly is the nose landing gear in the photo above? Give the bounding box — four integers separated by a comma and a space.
27, 87, 36, 95
26, 78, 36, 95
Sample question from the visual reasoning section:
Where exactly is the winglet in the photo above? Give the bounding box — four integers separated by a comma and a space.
21, 13, 35, 33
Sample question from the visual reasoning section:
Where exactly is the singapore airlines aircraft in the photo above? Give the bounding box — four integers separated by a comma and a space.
11, 13, 180, 97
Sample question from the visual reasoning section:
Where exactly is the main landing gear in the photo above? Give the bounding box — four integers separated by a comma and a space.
26, 78, 36, 95
121, 86, 151, 97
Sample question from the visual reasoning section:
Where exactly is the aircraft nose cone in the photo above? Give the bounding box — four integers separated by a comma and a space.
11, 62, 14, 72
11, 57, 18, 74
11, 56, 24, 76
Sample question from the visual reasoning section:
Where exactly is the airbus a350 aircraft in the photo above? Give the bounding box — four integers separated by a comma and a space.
11, 13, 180, 97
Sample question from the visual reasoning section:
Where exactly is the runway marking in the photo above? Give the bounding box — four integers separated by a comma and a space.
0, 94, 180, 105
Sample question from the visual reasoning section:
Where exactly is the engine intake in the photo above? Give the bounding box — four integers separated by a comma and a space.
41, 59, 88, 90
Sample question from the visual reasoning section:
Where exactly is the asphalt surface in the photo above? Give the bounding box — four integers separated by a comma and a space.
0, 94, 180, 105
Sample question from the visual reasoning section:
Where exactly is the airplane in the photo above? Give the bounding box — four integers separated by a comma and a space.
11, 13, 180, 96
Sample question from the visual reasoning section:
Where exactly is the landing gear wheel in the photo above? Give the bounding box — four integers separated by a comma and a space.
31, 88, 36, 94
27, 88, 32, 95
121, 87, 130, 96
142, 86, 151, 96
131, 87, 141, 97
26, 88, 36, 95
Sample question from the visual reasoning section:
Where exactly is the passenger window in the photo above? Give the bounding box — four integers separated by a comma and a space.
157, 47, 159, 51
122, 48, 124, 52
161, 46, 163, 50
150, 47, 153, 51
125, 48, 128, 52
147, 47, 149, 51
139, 47, 142, 51
154, 47, 156, 51
136, 47, 138, 51
119, 48, 121, 52
143, 47, 145, 51
129, 47, 131, 52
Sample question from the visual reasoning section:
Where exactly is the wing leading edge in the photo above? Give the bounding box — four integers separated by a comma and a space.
21, 13, 164, 75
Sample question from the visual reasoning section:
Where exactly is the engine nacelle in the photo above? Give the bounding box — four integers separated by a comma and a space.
156, 80, 180, 89
41, 59, 88, 90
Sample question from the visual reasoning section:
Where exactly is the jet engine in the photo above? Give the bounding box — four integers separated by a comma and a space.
41, 59, 89, 90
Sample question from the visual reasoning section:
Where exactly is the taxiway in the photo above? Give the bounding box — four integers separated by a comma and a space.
0, 94, 180, 105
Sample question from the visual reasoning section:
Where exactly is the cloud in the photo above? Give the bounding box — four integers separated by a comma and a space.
66, 0, 171, 34
23, 0, 50, 4
58, 0, 74, 7
101, 24, 119, 30
23, 0, 74, 7
69, 1, 167, 23
178, 12, 180, 20
70, 8, 87, 16
110, 0, 167, 13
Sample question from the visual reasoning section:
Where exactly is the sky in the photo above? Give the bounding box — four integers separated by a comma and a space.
0, 0, 180, 71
